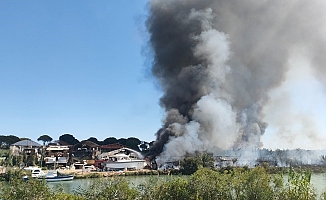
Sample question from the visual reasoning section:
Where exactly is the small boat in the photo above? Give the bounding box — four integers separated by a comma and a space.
41, 170, 74, 182
24, 166, 46, 178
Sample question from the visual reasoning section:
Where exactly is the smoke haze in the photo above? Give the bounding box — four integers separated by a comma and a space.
145, 0, 326, 163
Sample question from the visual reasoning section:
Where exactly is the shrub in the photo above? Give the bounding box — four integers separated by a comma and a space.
231, 167, 282, 200
73, 177, 139, 200
189, 168, 232, 200
181, 156, 203, 175
280, 168, 316, 200
181, 154, 215, 175
1, 177, 53, 200
152, 177, 190, 200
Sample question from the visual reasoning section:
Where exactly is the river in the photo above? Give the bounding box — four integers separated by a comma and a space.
48, 173, 326, 196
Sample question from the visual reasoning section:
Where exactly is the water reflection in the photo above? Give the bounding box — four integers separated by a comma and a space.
48, 175, 169, 194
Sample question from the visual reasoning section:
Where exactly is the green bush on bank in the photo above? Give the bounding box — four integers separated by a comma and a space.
73, 177, 138, 200
0, 166, 324, 200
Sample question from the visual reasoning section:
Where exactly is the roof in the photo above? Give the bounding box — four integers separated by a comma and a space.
100, 143, 124, 149
58, 140, 73, 146
11, 140, 42, 147
46, 146, 69, 151
75, 140, 99, 148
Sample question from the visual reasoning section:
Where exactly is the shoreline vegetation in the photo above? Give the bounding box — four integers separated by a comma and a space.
1, 165, 326, 199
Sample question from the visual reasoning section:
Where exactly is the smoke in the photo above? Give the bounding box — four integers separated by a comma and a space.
145, 0, 326, 164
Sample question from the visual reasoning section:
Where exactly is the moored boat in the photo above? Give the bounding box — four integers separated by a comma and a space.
40, 170, 74, 182
97, 148, 147, 171
24, 166, 46, 178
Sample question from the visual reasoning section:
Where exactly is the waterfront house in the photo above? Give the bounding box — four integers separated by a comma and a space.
10, 140, 42, 166
44, 145, 70, 168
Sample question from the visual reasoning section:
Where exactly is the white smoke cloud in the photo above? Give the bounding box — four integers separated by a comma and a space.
147, 0, 326, 164
263, 50, 326, 150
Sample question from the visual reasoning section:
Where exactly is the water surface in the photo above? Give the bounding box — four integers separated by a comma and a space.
48, 173, 326, 195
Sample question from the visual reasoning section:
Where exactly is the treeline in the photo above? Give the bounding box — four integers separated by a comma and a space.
58, 133, 154, 152
0, 133, 154, 152
0, 135, 21, 149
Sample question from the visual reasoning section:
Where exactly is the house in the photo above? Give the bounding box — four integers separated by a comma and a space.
72, 140, 100, 161
10, 140, 42, 166
44, 145, 70, 168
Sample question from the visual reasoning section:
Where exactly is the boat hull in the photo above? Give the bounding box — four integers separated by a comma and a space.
104, 160, 146, 170
42, 175, 74, 182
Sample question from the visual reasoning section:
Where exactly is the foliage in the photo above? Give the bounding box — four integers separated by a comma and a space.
231, 167, 283, 200
125, 137, 141, 151
0, 171, 84, 200
0, 149, 9, 158
102, 137, 118, 145
118, 138, 127, 146
0, 167, 323, 200
86, 137, 100, 145
152, 177, 190, 200
181, 156, 202, 175
280, 168, 316, 200
322, 191, 326, 200
37, 135, 53, 145
180, 153, 215, 175
59, 134, 79, 145
189, 168, 233, 199
0, 135, 20, 149
0, 170, 53, 200
10, 155, 24, 167
73, 177, 138, 200
200, 153, 215, 168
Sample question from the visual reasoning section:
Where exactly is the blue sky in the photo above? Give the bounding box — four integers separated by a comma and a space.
2, 1, 326, 150
0, 1, 163, 142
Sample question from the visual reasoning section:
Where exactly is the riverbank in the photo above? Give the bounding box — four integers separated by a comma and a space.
2, 167, 325, 200
60, 164, 326, 179
1, 164, 326, 180
61, 168, 178, 179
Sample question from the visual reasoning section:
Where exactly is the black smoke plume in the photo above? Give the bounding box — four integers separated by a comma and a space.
145, 0, 326, 163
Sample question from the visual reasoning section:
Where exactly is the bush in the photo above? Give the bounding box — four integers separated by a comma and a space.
180, 156, 203, 175
1, 177, 53, 200
73, 177, 138, 200
181, 154, 215, 175
280, 168, 316, 200
152, 177, 190, 200
189, 168, 232, 199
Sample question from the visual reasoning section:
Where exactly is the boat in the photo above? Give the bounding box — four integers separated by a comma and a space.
41, 170, 74, 182
98, 147, 147, 171
24, 166, 46, 178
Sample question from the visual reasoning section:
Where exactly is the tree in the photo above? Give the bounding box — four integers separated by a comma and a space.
0, 135, 20, 149
201, 153, 215, 168
126, 137, 141, 151
0, 136, 7, 148
118, 138, 127, 146
59, 134, 79, 145
102, 137, 118, 145
87, 137, 100, 145
181, 156, 202, 175
37, 135, 52, 145
181, 154, 215, 175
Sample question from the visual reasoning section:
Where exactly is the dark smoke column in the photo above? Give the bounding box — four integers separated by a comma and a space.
145, 0, 323, 164
145, 1, 223, 160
